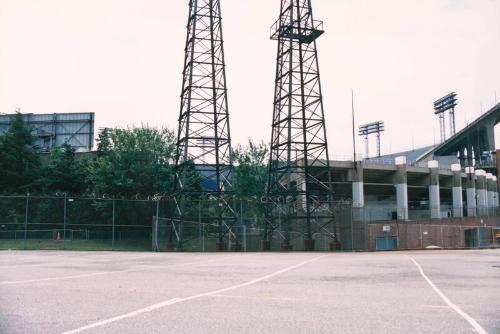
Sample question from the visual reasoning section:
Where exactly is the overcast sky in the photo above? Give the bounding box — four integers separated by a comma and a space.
1, 0, 499, 156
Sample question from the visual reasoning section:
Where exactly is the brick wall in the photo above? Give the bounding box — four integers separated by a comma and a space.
364, 216, 500, 250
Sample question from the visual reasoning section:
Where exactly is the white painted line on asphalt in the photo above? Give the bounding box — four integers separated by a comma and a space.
209, 293, 300, 302
61, 254, 329, 334
0, 255, 241, 286
406, 255, 488, 334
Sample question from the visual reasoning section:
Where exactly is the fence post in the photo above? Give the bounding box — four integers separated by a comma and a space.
350, 212, 354, 251
243, 225, 247, 252
477, 227, 480, 248
363, 217, 370, 250
63, 193, 67, 241
24, 193, 29, 250
198, 200, 202, 251
112, 199, 116, 250
420, 224, 423, 249
154, 199, 160, 252
441, 225, 444, 248
202, 223, 205, 252
240, 199, 243, 226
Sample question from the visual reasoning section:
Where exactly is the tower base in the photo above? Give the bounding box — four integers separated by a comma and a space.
304, 239, 315, 251
260, 240, 271, 251
216, 242, 228, 251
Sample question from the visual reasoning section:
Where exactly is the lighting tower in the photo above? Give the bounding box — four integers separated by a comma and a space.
434, 92, 458, 143
264, 0, 336, 251
174, 0, 236, 251
358, 121, 385, 158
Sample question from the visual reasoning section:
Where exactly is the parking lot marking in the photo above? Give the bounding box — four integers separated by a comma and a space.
60, 254, 328, 334
0, 255, 240, 286
406, 255, 488, 334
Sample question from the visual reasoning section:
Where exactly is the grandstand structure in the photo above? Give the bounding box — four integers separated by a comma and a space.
336, 103, 500, 223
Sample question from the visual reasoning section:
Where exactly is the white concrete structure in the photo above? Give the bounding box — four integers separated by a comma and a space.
395, 156, 408, 220
465, 167, 476, 217
352, 161, 364, 208
475, 169, 488, 216
494, 176, 499, 207
428, 160, 441, 219
451, 164, 463, 218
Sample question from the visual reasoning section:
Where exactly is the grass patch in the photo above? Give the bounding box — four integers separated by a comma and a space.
0, 239, 151, 252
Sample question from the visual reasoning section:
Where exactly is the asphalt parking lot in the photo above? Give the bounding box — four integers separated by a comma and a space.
1, 249, 499, 334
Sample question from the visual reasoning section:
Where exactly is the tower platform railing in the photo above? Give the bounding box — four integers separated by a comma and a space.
270, 18, 324, 43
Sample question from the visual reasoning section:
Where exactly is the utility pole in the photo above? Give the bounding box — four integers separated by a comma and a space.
352, 90, 357, 162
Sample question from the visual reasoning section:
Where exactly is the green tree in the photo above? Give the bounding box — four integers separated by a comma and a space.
37, 145, 88, 195
87, 126, 177, 198
0, 113, 41, 193
96, 127, 112, 157
233, 140, 269, 199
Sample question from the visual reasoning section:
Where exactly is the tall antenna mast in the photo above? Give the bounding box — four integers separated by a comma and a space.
174, 0, 236, 251
352, 89, 357, 162
264, 0, 337, 251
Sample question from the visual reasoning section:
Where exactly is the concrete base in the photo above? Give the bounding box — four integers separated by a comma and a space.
452, 187, 463, 218
396, 183, 409, 221
466, 188, 477, 217
453, 207, 463, 218
429, 185, 441, 219
304, 239, 315, 251
467, 207, 477, 217
216, 242, 227, 252
260, 240, 271, 251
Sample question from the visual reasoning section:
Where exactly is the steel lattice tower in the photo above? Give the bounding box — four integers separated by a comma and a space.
263, 0, 337, 251
174, 0, 236, 251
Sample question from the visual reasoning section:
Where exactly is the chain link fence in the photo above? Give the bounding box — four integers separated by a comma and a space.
0, 195, 157, 251
153, 198, 352, 252
1, 195, 498, 252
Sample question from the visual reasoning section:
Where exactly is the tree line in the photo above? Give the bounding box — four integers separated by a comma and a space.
0, 113, 269, 200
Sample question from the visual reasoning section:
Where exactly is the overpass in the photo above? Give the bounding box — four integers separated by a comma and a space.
416, 103, 500, 170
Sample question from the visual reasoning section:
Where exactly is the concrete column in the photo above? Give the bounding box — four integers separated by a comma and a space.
486, 173, 495, 212
351, 160, 364, 222
494, 176, 499, 208
428, 161, 441, 219
352, 160, 364, 208
451, 164, 463, 218
465, 167, 476, 217
475, 169, 487, 216
395, 156, 408, 221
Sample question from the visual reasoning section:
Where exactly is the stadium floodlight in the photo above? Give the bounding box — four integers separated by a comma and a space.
434, 92, 458, 142
434, 92, 458, 115
358, 121, 385, 158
